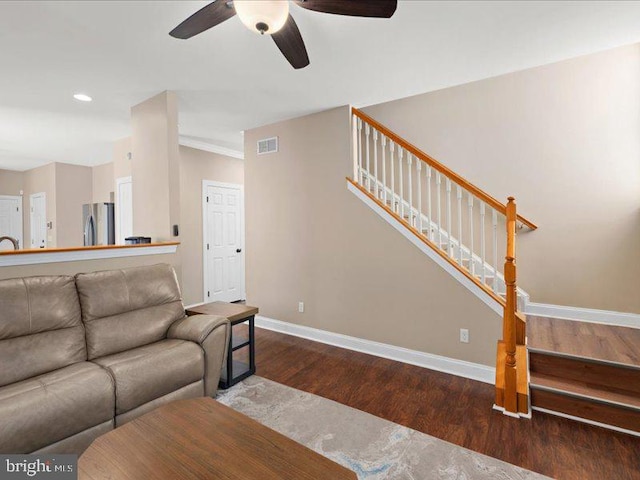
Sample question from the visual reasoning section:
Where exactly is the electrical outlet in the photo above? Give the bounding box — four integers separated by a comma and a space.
460, 328, 469, 343
298, 302, 304, 313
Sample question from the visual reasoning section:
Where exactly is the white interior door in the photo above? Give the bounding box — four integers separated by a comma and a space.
204, 181, 245, 303
116, 177, 133, 244
30, 192, 46, 249
0, 195, 23, 250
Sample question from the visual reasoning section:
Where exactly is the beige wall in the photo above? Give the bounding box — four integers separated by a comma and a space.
3, 162, 119, 249
167, 100, 181, 246
245, 106, 501, 366
362, 43, 640, 313
113, 137, 132, 180
0, 169, 23, 196
22, 163, 56, 248
55, 163, 92, 248
0, 142, 243, 305
131, 92, 180, 242
179, 145, 244, 306
92, 162, 114, 203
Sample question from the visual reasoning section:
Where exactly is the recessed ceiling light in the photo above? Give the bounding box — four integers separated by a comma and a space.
73, 93, 92, 102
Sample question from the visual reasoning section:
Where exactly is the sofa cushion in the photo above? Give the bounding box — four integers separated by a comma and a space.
93, 339, 204, 415
0, 276, 86, 387
0, 362, 115, 453
75, 264, 186, 359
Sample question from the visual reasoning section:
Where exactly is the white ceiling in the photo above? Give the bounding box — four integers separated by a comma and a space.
1, 0, 640, 171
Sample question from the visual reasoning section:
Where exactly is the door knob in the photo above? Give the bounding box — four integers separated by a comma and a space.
236, 248, 242, 253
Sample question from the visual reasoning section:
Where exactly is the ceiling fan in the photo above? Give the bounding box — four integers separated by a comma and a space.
170, 0, 398, 69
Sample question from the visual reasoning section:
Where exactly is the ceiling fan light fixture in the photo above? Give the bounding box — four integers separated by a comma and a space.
234, 0, 289, 35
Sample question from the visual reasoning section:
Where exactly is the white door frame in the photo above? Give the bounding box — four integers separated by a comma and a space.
29, 192, 46, 248
0, 194, 23, 249
202, 180, 246, 304
115, 176, 133, 244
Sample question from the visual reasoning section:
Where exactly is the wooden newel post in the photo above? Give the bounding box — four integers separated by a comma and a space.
503, 197, 518, 413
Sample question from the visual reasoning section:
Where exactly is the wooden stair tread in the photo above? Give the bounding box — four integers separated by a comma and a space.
531, 389, 640, 434
528, 316, 640, 368
529, 350, 640, 397
530, 372, 640, 410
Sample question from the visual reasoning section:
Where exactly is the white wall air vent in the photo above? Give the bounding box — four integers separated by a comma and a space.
257, 137, 278, 155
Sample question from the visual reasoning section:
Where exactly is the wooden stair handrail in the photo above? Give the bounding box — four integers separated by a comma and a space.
346, 177, 507, 308
502, 197, 519, 413
352, 107, 537, 230
495, 197, 528, 416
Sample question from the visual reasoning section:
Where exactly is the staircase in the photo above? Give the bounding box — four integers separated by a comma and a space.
528, 316, 640, 435
348, 107, 640, 434
348, 107, 536, 417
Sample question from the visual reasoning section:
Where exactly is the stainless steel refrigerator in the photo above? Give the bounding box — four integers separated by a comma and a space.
83, 203, 115, 246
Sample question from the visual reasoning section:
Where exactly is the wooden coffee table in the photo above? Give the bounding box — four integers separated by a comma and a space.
79, 397, 356, 480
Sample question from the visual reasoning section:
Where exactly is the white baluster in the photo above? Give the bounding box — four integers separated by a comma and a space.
357, 118, 363, 184
365, 124, 371, 190
480, 202, 486, 284
407, 153, 413, 226
436, 172, 442, 246
416, 162, 423, 234
492, 209, 498, 292
381, 136, 387, 204
398, 148, 404, 218
426, 167, 433, 240
373, 130, 379, 197
468, 193, 474, 275
457, 186, 463, 266
446, 179, 452, 257
352, 115, 358, 182
390, 142, 396, 213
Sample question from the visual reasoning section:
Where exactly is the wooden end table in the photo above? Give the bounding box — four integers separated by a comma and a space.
79, 397, 357, 480
186, 301, 258, 389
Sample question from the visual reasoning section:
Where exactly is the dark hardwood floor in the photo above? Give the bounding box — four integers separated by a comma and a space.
254, 327, 640, 480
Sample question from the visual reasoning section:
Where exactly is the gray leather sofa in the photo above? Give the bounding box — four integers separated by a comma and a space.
0, 264, 229, 455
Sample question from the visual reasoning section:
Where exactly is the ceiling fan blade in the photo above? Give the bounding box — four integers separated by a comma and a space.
293, 0, 397, 18
272, 15, 310, 70
170, 0, 236, 39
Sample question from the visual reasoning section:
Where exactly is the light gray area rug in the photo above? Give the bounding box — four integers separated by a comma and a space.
217, 376, 550, 480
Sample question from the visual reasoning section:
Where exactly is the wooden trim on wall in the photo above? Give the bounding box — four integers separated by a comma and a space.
347, 177, 506, 308
0, 242, 180, 267
0, 241, 180, 256
351, 107, 537, 230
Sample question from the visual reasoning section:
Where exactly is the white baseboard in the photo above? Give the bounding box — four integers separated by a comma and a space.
524, 302, 640, 329
255, 315, 495, 384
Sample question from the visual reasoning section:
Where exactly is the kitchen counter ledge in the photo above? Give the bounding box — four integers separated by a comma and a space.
0, 242, 180, 266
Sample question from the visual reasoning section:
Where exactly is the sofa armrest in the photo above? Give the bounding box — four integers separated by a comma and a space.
168, 314, 230, 397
